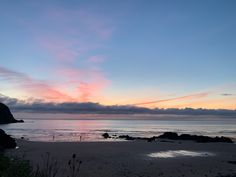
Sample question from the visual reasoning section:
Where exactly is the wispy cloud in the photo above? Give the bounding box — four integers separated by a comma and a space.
11, 5, 114, 102
28, 6, 115, 63
58, 67, 110, 102
87, 55, 106, 63
133, 92, 210, 106
37, 36, 81, 62
0, 67, 74, 102
0, 66, 110, 103
221, 93, 235, 96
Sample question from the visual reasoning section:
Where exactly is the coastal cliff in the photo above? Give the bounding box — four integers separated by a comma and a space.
0, 103, 23, 124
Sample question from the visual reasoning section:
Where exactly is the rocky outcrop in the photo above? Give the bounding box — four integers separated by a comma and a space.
103, 132, 233, 143
157, 132, 178, 139
157, 132, 233, 143
0, 103, 23, 124
0, 129, 16, 149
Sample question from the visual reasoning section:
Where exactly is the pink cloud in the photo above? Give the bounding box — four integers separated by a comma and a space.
0, 67, 75, 102
8, 6, 114, 101
76, 9, 114, 39
26, 6, 115, 63
37, 36, 81, 62
87, 55, 106, 63
45, 7, 114, 39
58, 67, 110, 102
0, 66, 110, 103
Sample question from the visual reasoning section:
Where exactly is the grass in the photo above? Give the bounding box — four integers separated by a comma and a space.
0, 154, 32, 177
0, 153, 82, 177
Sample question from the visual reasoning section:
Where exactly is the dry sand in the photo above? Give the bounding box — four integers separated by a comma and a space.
7, 140, 236, 177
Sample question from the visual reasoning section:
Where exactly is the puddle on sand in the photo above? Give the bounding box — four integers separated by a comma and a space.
147, 150, 215, 158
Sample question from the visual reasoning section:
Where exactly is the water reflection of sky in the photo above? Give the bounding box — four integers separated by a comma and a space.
148, 150, 215, 158
0, 118, 236, 142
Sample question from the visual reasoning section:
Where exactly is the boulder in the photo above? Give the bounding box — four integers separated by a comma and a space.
102, 133, 110, 139
0, 129, 16, 149
0, 103, 23, 124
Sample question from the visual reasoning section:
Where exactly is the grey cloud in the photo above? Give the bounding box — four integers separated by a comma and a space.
0, 93, 19, 105
0, 93, 236, 116
221, 93, 235, 96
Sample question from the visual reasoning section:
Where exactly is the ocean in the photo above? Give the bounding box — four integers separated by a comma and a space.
0, 114, 236, 142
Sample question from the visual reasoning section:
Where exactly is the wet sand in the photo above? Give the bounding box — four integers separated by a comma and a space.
7, 140, 236, 177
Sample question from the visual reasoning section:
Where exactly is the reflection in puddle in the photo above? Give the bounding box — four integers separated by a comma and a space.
148, 150, 215, 158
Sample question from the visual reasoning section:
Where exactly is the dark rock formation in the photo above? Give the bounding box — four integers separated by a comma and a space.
147, 136, 156, 142
106, 131, 233, 143
157, 132, 178, 140
157, 132, 233, 143
119, 135, 136, 140
216, 174, 236, 177
0, 129, 16, 149
102, 133, 110, 139
0, 103, 23, 124
118, 135, 156, 141
228, 161, 236, 165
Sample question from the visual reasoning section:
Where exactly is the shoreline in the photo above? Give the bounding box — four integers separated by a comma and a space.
2, 118, 236, 144
7, 139, 236, 177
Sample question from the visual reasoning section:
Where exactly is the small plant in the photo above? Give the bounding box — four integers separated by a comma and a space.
67, 154, 82, 177
33, 152, 59, 177
0, 152, 83, 177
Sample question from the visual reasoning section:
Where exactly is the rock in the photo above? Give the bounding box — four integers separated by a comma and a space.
157, 132, 233, 143
118, 135, 135, 140
0, 103, 24, 124
118, 135, 156, 142
213, 136, 234, 143
157, 132, 178, 140
228, 161, 236, 165
0, 129, 17, 149
108, 132, 233, 143
147, 137, 156, 142
102, 133, 110, 139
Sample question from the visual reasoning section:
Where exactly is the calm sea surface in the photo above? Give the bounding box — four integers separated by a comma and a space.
0, 114, 236, 142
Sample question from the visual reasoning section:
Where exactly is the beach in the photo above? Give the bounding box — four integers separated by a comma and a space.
7, 140, 236, 177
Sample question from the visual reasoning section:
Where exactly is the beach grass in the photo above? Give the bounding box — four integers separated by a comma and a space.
0, 153, 82, 177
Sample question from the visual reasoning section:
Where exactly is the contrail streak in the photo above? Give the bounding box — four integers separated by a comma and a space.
133, 92, 210, 106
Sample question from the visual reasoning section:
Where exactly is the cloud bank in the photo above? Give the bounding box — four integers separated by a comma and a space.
1, 93, 235, 116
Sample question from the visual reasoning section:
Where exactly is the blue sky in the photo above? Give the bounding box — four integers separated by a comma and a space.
0, 0, 236, 109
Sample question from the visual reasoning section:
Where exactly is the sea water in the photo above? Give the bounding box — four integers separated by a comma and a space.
0, 114, 235, 142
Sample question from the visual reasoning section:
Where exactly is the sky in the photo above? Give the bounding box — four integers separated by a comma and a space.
0, 0, 236, 109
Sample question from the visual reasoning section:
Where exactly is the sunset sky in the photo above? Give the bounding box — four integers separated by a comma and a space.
0, 0, 236, 109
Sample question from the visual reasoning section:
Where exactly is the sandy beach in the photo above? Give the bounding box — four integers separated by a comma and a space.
6, 140, 236, 177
